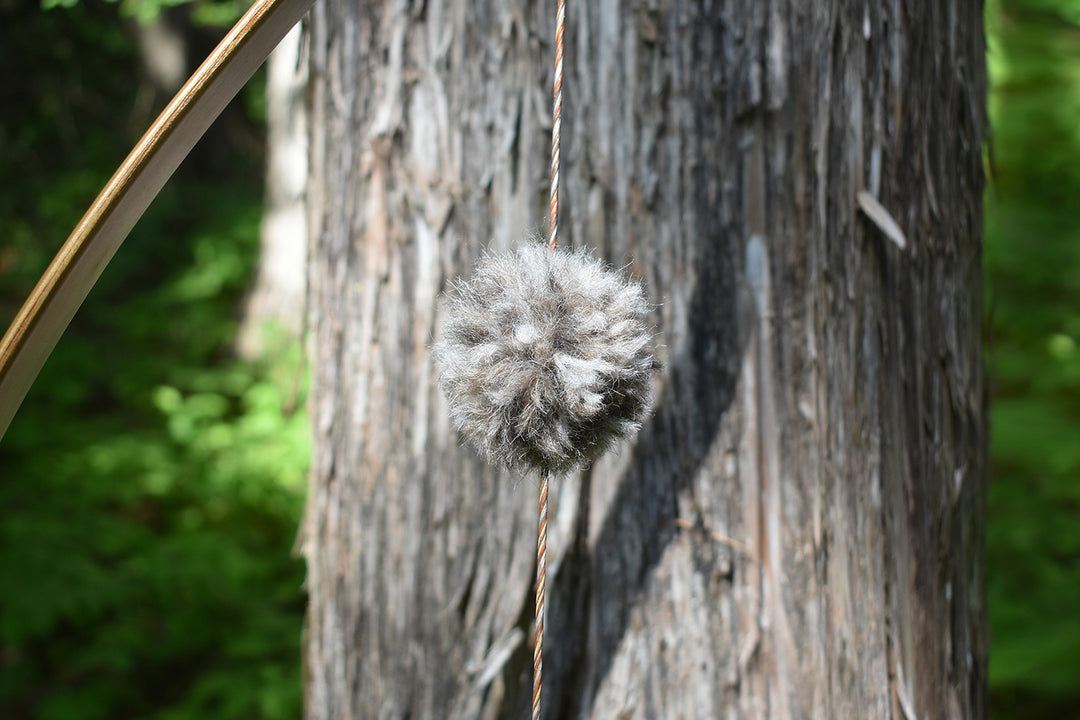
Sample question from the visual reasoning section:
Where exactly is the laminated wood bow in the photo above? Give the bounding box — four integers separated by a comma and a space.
0, 0, 316, 439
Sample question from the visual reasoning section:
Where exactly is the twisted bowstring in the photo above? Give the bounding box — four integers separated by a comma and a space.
534, 1, 565, 718
547, 0, 565, 255
532, 472, 549, 720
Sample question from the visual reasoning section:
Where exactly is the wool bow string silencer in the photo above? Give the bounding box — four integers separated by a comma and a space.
434, 242, 654, 475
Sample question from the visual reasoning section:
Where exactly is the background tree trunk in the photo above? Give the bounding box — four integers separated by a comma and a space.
238, 25, 309, 358
303, 1, 987, 719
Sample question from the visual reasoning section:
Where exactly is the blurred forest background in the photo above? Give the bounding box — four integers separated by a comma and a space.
0, 0, 1076, 718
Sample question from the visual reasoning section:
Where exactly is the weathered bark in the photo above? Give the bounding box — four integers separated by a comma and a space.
304, 1, 987, 719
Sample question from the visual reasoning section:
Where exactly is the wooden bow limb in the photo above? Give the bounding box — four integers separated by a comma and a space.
0, 0, 316, 440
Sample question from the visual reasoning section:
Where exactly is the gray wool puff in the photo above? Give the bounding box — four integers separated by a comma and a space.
433, 242, 654, 475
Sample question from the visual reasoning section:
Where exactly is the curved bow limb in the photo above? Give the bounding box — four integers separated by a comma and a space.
0, 0, 317, 440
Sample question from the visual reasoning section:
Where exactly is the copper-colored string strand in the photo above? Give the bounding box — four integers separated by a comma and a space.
532, 474, 549, 720
547, 0, 565, 255
535, 1, 565, 718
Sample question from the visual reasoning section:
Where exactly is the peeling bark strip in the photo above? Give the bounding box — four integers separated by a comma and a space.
304, 1, 987, 719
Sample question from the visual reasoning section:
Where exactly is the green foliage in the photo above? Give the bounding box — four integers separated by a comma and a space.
0, 2, 306, 719
985, 0, 1080, 714
40, 0, 250, 28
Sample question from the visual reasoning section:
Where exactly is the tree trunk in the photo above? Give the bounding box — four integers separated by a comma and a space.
303, 1, 988, 719
238, 25, 309, 358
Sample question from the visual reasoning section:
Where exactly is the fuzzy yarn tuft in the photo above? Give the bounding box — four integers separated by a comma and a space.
434, 242, 654, 475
